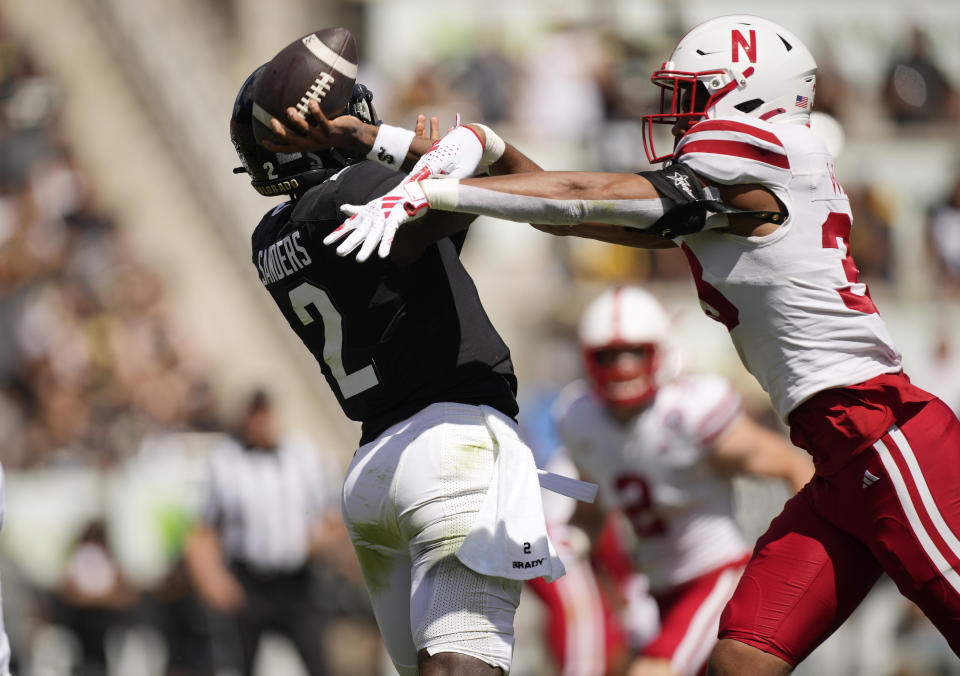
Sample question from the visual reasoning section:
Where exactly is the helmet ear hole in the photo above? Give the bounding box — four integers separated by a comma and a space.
348, 83, 380, 126
734, 98, 764, 113
693, 82, 711, 112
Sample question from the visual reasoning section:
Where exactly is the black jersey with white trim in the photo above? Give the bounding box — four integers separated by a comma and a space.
251, 160, 518, 445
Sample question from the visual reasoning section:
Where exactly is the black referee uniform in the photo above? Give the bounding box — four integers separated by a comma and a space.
200, 427, 338, 675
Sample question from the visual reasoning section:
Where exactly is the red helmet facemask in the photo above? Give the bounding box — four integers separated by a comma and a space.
641, 67, 752, 164
582, 343, 660, 410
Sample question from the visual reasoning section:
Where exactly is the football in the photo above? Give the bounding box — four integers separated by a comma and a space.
251, 27, 358, 145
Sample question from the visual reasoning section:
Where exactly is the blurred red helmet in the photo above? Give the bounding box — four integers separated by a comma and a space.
578, 286, 675, 409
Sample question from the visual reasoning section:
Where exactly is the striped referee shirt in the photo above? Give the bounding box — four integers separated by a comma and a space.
201, 434, 339, 574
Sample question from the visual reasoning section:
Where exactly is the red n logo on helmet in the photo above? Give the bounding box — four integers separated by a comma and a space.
731, 29, 757, 63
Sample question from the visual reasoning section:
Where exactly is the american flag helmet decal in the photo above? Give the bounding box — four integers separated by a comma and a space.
795, 94, 809, 108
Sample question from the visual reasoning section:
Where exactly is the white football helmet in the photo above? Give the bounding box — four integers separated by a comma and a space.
578, 286, 679, 409
642, 14, 817, 163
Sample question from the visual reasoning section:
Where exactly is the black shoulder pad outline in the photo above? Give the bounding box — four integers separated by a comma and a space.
637, 164, 786, 238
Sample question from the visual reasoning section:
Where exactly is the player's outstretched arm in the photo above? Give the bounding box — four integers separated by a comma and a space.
271, 111, 542, 263
327, 122, 688, 260
709, 415, 814, 493
263, 98, 450, 171
418, 171, 680, 249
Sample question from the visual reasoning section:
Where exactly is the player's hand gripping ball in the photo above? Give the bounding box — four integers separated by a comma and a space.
251, 27, 358, 146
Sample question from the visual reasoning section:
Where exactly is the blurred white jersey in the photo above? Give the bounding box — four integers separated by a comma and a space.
554, 375, 750, 592
674, 117, 901, 421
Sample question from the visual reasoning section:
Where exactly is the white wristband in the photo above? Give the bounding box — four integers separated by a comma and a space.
366, 124, 416, 170
471, 123, 506, 167
419, 178, 461, 211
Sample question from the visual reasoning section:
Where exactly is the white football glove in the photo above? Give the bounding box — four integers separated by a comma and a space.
326, 124, 484, 261
330, 180, 430, 262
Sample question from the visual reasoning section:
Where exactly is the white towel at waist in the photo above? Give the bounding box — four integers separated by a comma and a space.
456, 406, 566, 582
537, 469, 597, 503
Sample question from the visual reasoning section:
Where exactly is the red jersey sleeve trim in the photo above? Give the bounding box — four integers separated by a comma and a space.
686, 119, 784, 148
677, 139, 790, 170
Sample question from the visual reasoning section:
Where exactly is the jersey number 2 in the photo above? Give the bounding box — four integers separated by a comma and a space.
615, 474, 667, 537
288, 281, 379, 398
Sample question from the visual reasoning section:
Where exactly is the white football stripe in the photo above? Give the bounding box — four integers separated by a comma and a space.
670, 566, 741, 676
251, 101, 294, 136
556, 561, 605, 676
302, 34, 358, 79
887, 426, 960, 574
875, 431, 960, 597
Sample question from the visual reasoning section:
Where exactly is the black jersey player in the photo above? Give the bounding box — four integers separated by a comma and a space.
231, 48, 573, 676
249, 157, 519, 446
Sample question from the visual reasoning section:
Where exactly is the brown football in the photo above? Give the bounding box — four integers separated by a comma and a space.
251, 27, 358, 145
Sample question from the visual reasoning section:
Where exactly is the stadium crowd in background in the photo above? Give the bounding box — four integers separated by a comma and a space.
0, 22, 381, 674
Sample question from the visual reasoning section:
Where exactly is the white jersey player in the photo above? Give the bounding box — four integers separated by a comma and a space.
554, 287, 810, 676
335, 13, 960, 674
527, 447, 660, 676
668, 118, 901, 429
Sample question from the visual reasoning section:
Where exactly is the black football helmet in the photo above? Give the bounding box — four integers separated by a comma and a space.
230, 66, 381, 197
346, 83, 380, 126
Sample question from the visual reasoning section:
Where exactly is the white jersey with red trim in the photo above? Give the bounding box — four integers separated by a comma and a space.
553, 375, 750, 592
673, 116, 902, 421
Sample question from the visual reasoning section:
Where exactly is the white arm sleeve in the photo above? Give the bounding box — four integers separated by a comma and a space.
418, 177, 673, 229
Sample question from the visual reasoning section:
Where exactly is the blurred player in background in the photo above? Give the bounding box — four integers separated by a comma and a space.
552, 286, 810, 676
229, 28, 597, 676
527, 454, 659, 676
333, 12, 960, 673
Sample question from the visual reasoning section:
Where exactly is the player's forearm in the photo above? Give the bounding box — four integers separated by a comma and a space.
184, 527, 229, 583
403, 135, 438, 170
417, 173, 671, 230
784, 451, 815, 493
750, 442, 814, 494
713, 420, 813, 492
465, 171, 659, 201
488, 142, 543, 176
749, 428, 814, 492
308, 512, 350, 556
564, 222, 678, 248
